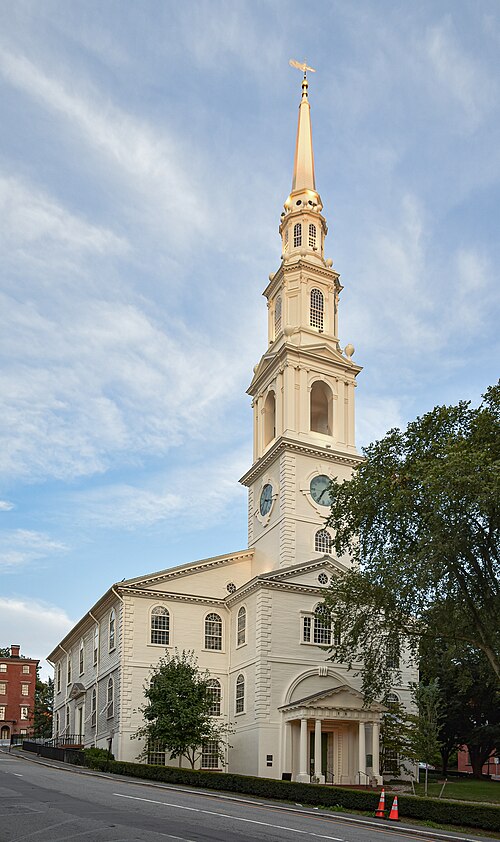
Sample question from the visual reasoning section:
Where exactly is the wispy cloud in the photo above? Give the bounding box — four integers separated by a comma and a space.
0, 596, 74, 679
0, 500, 14, 511
0, 530, 68, 570
424, 17, 497, 129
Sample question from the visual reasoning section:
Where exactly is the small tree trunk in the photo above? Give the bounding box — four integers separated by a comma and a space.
440, 748, 450, 777
469, 746, 489, 779
425, 764, 429, 796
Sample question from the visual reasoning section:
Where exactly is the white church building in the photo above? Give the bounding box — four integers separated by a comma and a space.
49, 70, 415, 785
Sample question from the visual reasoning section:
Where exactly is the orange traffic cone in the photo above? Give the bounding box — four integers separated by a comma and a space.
374, 788, 385, 818
388, 795, 399, 821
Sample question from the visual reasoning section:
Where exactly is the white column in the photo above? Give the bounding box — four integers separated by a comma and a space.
297, 717, 309, 782
314, 718, 325, 784
358, 720, 366, 783
282, 720, 292, 776
372, 720, 381, 784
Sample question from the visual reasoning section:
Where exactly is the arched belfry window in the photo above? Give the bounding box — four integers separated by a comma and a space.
308, 223, 317, 248
315, 529, 332, 554
310, 288, 324, 329
293, 222, 302, 248
310, 380, 332, 435
274, 296, 282, 336
263, 391, 276, 447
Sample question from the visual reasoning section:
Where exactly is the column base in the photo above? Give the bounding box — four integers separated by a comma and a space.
311, 773, 325, 785
371, 774, 383, 786
296, 773, 310, 783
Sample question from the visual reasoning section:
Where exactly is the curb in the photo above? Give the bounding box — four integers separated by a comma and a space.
2, 749, 490, 842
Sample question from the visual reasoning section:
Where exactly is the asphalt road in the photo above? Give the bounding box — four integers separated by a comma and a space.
0, 750, 493, 842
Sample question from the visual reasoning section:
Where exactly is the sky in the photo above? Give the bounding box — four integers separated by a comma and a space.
0, 0, 499, 678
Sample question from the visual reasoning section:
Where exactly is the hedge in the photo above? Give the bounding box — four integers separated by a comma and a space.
84, 757, 500, 833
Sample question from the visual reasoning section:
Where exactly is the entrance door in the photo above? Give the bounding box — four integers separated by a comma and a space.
0, 726, 10, 740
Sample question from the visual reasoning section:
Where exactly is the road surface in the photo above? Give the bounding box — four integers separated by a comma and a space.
0, 750, 493, 842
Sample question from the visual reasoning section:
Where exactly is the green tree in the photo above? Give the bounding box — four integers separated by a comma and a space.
380, 696, 417, 778
323, 385, 500, 701
32, 674, 54, 738
0, 648, 10, 657
408, 681, 442, 795
420, 634, 500, 778
133, 650, 233, 769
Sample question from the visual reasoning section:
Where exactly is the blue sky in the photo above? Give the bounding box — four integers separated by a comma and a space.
0, 0, 499, 677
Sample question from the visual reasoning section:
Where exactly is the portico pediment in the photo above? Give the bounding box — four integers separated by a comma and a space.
280, 684, 385, 717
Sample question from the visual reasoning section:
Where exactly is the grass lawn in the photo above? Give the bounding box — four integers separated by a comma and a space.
410, 777, 500, 804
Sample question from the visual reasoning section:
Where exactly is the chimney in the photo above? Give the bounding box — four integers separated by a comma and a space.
10, 644, 20, 658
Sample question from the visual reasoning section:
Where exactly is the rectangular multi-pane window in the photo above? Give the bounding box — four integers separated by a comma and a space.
313, 612, 332, 646
303, 616, 312, 643
0, 706, 5, 719
0, 682, 6, 695
201, 740, 220, 769
0, 664, 6, 672
79, 646, 84, 675
148, 742, 167, 765
21, 683, 29, 696
20, 705, 29, 720
22, 665, 30, 674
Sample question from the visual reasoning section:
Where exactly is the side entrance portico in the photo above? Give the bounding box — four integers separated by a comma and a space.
280, 685, 384, 785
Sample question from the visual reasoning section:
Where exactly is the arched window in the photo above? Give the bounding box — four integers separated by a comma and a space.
79, 640, 84, 675
151, 606, 170, 646
109, 609, 116, 651
385, 693, 399, 711
235, 674, 245, 714
93, 625, 99, 666
56, 663, 61, 693
310, 380, 332, 435
308, 223, 316, 248
67, 653, 72, 685
315, 529, 332, 554
310, 288, 324, 330
293, 222, 302, 248
274, 296, 282, 335
313, 605, 332, 645
263, 391, 276, 447
107, 677, 114, 718
205, 613, 222, 650
237, 606, 246, 646
207, 679, 221, 716
91, 687, 97, 727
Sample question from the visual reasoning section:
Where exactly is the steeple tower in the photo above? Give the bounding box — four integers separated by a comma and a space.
240, 68, 362, 575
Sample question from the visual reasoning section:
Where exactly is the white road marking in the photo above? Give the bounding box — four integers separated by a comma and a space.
14, 773, 23, 776
114, 793, 344, 840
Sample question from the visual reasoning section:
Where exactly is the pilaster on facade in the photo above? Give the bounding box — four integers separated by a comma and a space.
120, 596, 134, 730
279, 452, 296, 567
254, 591, 272, 720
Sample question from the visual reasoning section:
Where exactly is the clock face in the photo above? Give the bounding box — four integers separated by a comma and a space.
259, 483, 273, 516
310, 474, 333, 507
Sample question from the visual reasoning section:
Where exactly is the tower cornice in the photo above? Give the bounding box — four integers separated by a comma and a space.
239, 435, 363, 487
248, 340, 362, 396
264, 257, 341, 300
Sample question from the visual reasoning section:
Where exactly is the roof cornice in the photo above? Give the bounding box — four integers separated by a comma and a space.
239, 436, 362, 486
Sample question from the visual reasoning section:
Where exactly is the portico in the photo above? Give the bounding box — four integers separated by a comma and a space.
280, 685, 384, 785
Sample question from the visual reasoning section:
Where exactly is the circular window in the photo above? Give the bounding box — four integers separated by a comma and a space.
226, 583, 236, 594
318, 573, 328, 585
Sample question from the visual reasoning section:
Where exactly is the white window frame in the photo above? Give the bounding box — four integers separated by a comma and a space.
91, 687, 97, 728
293, 222, 302, 248
21, 683, 29, 696
204, 613, 223, 651
235, 673, 245, 715
93, 625, 99, 666
150, 605, 170, 646
207, 679, 222, 717
0, 682, 6, 695
79, 640, 84, 675
0, 664, 6, 673
106, 676, 114, 719
310, 288, 324, 330
236, 606, 247, 647
0, 706, 5, 719
201, 739, 220, 769
67, 653, 72, 685
20, 705, 29, 720
308, 223, 317, 248
315, 529, 333, 554
56, 662, 61, 693
109, 609, 116, 652
301, 604, 338, 647
22, 664, 30, 674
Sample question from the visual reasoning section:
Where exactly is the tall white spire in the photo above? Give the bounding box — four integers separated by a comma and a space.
292, 73, 316, 192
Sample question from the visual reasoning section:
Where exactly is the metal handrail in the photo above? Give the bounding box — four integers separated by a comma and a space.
356, 770, 370, 786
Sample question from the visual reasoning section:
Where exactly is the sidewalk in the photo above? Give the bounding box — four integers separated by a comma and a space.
2, 747, 495, 842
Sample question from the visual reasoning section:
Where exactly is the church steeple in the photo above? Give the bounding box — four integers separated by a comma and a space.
240, 65, 362, 574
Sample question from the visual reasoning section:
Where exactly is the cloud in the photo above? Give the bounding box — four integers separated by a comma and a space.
0, 500, 14, 511
0, 530, 68, 570
425, 17, 496, 129
0, 597, 74, 680
356, 396, 405, 447
0, 47, 209, 243
73, 447, 249, 530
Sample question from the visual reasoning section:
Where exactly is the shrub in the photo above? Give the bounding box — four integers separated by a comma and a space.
82, 758, 500, 832
84, 747, 114, 766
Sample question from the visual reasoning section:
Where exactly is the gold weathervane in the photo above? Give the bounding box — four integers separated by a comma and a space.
289, 58, 316, 76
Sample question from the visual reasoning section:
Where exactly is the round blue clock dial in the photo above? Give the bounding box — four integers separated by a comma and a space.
259, 483, 273, 516
310, 474, 333, 506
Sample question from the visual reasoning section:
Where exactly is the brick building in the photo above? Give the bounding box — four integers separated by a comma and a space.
0, 644, 39, 743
